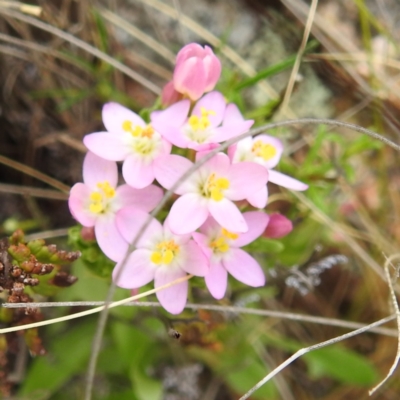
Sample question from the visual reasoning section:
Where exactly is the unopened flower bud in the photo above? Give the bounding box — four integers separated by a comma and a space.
263, 214, 293, 238
173, 43, 221, 101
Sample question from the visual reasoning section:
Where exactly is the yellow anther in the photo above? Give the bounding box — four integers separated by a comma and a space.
252, 140, 277, 161
188, 108, 214, 131
204, 174, 230, 202
221, 228, 239, 240
96, 182, 115, 198
142, 125, 154, 138
90, 192, 102, 202
122, 120, 154, 139
89, 202, 103, 214
89, 181, 115, 215
210, 237, 230, 253
150, 240, 180, 265
122, 120, 133, 132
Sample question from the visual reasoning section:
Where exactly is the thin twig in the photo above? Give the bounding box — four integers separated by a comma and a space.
238, 315, 396, 400
369, 254, 400, 395
0, 275, 193, 334
2, 301, 397, 337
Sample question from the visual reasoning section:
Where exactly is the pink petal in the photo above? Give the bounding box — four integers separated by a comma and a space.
179, 240, 209, 276
116, 184, 163, 212
113, 249, 156, 288
122, 155, 155, 189
155, 267, 188, 314
223, 103, 246, 124
213, 120, 254, 142
192, 232, 213, 259
223, 248, 265, 287
176, 43, 205, 64
202, 152, 230, 176
226, 162, 268, 200
153, 154, 194, 194
102, 102, 145, 135
246, 185, 268, 208
191, 91, 225, 127
95, 216, 129, 262
233, 212, 270, 247
173, 58, 206, 101
83, 152, 118, 189
116, 207, 162, 247
83, 132, 130, 161
203, 49, 221, 91
68, 183, 96, 227
168, 194, 209, 234
205, 261, 228, 299
151, 100, 190, 130
268, 169, 308, 191
208, 198, 248, 233
153, 125, 187, 148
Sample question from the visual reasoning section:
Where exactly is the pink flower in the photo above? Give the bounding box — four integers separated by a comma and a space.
154, 153, 268, 235
193, 212, 268, 299
173, 43, 221, 101
113, 208, 209, 314
228, 135, 308, 208
68, 152, 163, 262
263, 213, 293, 238
83, 102, 172, 189
151, 91, 253, 151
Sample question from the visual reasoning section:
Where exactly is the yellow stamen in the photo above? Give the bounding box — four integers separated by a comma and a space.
221, 228, 239, 240
252, 140, 277, 161
210, 237, 230, 253
122, 120, 154, 139
150, 240, 180, 265
204, 174, 230, 202
89, 181, 115, 214
188, 107, 215, 131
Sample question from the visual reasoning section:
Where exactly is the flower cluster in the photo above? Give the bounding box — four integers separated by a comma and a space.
69, 43, 308, 314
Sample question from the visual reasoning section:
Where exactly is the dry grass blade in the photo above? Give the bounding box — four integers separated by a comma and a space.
369, 254, 400, 395
99, 7, 176, 63
0, 1, 41, 16
279, 0, 319, 115
0, 6, 162, 94
0, 183, 68, 200
0, 155, 70, 193
238, 315, 396, 400
0, 275, 193, 334
2, 301, 398, 337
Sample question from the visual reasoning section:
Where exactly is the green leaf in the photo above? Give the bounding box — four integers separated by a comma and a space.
19, 320, 95, 398
226, 361, 277, 399
304, 345, 378, 386
243, 237, 284, 254
234, 40, 319, 90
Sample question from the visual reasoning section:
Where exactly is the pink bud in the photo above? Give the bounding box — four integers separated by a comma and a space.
161, 81, 184, 106
81, 226, 95, 241
173, 43, 221, 101
263, 214, 293, 239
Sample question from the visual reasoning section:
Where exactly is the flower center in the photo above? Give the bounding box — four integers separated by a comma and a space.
150, 239, 180, 265
89, 181, 116, 214
122, 120, 155, 139
210, 228, 239, 254
188, 107, 215, 131
202, 173, 230, 201
252, 140, 277, 161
